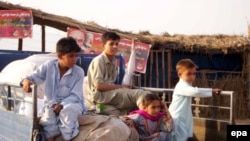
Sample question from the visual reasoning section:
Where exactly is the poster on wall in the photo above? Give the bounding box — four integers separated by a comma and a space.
67, 27, 103, 54
134, 42, 151, 73
67, 27, 151, 73
118, 38, 133, 67
0, 10, 33, 38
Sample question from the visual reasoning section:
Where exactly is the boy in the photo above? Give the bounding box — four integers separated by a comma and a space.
22, 37, 85, 141
169, 59, 221, 141
87, 32, 149, 115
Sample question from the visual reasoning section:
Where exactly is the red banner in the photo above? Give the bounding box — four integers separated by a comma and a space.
67, 27, 151, 73
0, 10, 33, 38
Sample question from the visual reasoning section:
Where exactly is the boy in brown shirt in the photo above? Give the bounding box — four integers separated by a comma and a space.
87, 32, 149, 115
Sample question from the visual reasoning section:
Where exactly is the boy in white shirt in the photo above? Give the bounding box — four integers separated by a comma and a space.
169, 59, 221, 141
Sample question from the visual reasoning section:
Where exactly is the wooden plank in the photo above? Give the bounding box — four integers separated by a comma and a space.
162, 50, 165, 88
167, 50, 172, 101
167, 50, 172, 88
138, 73, 141, 87
150, 51, 153, 87
41, 25, 46, 52
156, 51, 159, 88
18, 38, 23, 51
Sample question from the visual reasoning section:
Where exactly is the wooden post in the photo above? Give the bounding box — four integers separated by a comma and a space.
247, 51, 250, 116
167, 50, 172, 101
138, 73, 141, 87
248, 24, 250, 39
18, 38, 23, 51
41, 25, 46, 52
162, 50, 165, 88
156, 51, 159, 88
150, 51, 153, 87
248, 51, 250, 99
167, 50, 172, 88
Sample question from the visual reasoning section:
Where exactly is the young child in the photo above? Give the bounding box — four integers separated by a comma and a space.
126, 94, 173, 141
169, 59, 221, 141
22, 37, 86, 141
86, 32, 149, 115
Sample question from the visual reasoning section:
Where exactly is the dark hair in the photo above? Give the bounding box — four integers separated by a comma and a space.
56, 37, 81, 53
142, 94, 161, 108
102, 32, 120, 44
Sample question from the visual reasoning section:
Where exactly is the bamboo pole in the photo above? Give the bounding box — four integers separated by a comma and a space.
41, 25, 46, 52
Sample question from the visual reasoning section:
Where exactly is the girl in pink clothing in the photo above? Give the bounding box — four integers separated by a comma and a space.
126, 94, 173, 141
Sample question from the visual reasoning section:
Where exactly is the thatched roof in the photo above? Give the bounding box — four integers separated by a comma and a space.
138, 34, 250, 54
1, 1, 250, 54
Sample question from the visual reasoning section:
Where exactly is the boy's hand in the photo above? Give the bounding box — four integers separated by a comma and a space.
53, 104, 63, 115
161, 101, 172, 120
22, 78, 33, 93
161, 101, 168, 111
212, 89, 221, 96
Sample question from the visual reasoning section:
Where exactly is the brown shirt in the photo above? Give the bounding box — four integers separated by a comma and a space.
87, 52, 117, 102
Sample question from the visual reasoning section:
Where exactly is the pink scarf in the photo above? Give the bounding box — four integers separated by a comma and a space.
130, 110, 165, 121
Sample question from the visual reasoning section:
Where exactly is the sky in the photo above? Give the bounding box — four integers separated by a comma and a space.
0, 0, 250, 51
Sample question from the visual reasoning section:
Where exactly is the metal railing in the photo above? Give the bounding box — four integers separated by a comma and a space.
136, 86, 236, 124
0, 84, 39, 141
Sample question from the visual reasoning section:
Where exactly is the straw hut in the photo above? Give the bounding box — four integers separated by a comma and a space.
137, 33, 250, 119
1, 1, 250, 119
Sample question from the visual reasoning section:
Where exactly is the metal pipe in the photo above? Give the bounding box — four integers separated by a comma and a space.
7, 86, 11, 110
31, 85, 38, 141
191, 104, 230, 109
136, 86, 235, 124
230, 92, 235, 125
136, 86, 233, 96
135, 86, 174, 92
1, 96, 32, 103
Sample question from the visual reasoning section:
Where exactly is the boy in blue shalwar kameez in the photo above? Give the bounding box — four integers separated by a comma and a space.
169, 59, 221, 141
22, 37, 86, 141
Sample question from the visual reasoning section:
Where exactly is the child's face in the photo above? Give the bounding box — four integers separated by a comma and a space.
103, 40, 119, 56
58, 52, 78, 68
179, 67, 196, 83
144, 100, 161, 117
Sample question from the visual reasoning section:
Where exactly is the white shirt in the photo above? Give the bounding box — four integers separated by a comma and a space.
26, 59, 86, 112
169, 78, 212, 141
